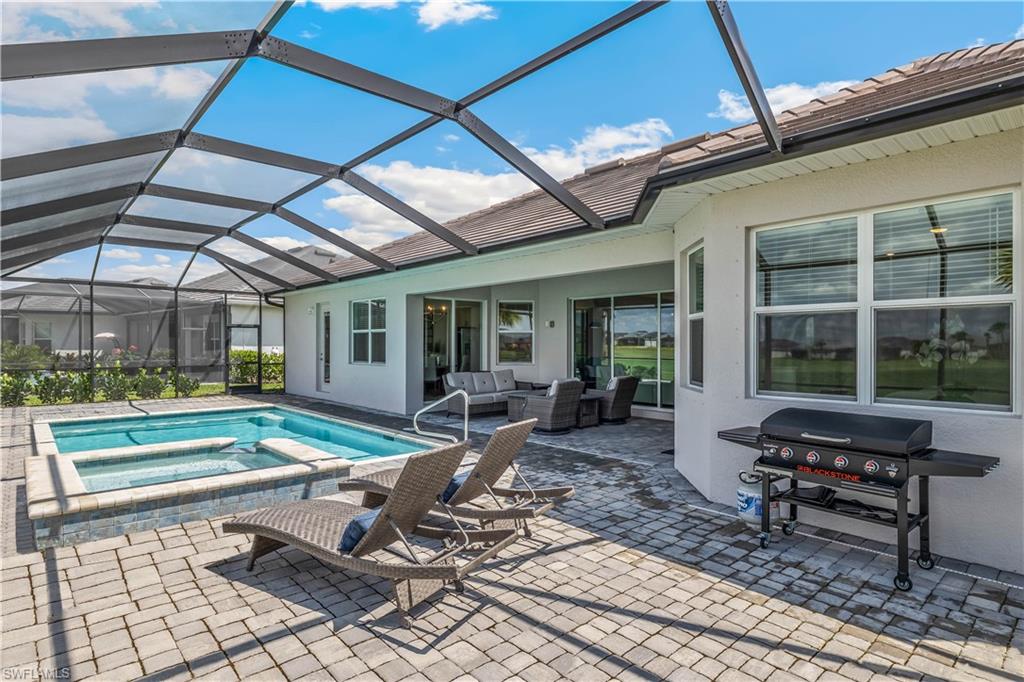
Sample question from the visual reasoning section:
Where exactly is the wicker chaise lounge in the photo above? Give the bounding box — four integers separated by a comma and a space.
223, 442, 517, 627
339, 419, 574, 537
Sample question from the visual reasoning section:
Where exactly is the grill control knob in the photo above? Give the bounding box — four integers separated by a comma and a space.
834, 456, 848, 470
780, 447, 793, 460
864, 459, 879, 474
806, 451, 820, 464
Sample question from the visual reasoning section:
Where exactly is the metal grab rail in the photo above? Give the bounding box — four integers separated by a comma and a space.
412, 389, 469, 444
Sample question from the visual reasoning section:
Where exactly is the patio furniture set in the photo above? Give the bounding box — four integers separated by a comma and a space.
441, 369, 640, 432
226, 418, 575, 627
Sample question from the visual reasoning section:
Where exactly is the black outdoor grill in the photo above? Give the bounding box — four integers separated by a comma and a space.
719, 408, 1000, 591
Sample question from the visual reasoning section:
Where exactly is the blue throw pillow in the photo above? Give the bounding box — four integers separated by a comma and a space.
442, 471, 470, 503
338, 508, 381, 553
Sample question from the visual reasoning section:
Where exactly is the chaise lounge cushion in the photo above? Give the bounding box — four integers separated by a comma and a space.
338, 508, 381, 552
442, 471, 471, 503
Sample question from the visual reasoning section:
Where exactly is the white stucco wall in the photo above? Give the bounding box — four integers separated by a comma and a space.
672, 129, 1024, 573
282, 225, 674, 414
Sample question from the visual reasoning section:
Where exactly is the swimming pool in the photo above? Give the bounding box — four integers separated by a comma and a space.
49, 407, 427, 461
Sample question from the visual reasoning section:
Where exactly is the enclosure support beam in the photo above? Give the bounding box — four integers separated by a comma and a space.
455, 109, 605, 229
706, 0, 781, 152
1, 130, 180, 181
118, 214, 230, 237
273, 207, 397, 272
183, 132, 341, 177
2, 216, 114, 252
339, 171, 478, 254
229, 231, 339, 282
1, 31, 258, 81
1, 236, 101, 273
199, 247, 295, 290
1, 184, 139, 225
141, 184, 274, 213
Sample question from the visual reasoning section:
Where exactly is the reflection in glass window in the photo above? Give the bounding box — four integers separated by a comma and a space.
757, 312, 857, 397
614, 294, 659, 406
497, 301, 534, 364
874, 193, 1013, 300
756, 217, 857, 306
352, 298, 385, 364
875, 305, 1011, 409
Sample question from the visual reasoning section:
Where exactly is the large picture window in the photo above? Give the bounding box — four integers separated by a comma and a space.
752, 192, 1016, 411
496, 301, 534, 364
687, 246, 704, 388
352, 298, 386, 364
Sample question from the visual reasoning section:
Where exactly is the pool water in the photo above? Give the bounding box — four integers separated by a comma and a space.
51, 408, 426, 461
75, 448, 293, 492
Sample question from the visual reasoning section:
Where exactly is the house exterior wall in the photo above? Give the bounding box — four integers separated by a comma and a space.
672, 129, 1024, 573
282, 225, 674, 414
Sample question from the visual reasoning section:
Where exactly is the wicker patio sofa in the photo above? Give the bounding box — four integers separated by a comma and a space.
587, 375, 641, 423
506, 378, 585, 433
443, 369, 532, 416
339, 418, 574, 538
223, 441, 517, 627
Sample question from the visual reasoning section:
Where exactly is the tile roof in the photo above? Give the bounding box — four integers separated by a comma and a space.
190, 40, 1023, 293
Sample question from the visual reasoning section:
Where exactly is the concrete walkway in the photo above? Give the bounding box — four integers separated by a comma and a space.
2, 396, 1021, 681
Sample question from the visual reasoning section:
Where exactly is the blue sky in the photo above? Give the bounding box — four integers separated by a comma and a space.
2, 0, 1021, 284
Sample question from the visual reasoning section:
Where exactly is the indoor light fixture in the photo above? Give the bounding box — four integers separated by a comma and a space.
929, 225, 948, 234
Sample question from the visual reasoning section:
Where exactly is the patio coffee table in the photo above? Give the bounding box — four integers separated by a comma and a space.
506, 390, 539, 422
577, 394, 601, 428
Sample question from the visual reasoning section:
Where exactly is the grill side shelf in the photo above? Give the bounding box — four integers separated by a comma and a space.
717, 426, 761, 449
910, 449, 1001, 478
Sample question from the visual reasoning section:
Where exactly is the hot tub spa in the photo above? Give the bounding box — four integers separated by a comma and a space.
26, 406, 435, 548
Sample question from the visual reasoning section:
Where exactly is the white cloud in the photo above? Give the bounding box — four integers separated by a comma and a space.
443, 133, 460, 142
153, 254, 171, 264
261, 236, 314, 252
417, 0, 495, 30
1, 113, 115, 156
709, 80, 858, 123
105, 248, 142, 261
967, 37, 986, 48
303, 0, 399, 11
1015, 24, 1024, 39
2, 1, 158, 43
321, 118, 672, 248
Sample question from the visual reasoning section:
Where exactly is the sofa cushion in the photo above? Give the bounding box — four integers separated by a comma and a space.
442, 471, 470, 503
547, 379, 560, 397
492, 369, 516, 392
446, 372, 474, 393
472, 372, 497, 393
607, 376, 619, 391
338, 508, 380, 553
466, 393, 494, 405
487, 393, 509, 405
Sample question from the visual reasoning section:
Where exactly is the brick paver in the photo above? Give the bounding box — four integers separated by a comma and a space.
2, 396, 1022, 681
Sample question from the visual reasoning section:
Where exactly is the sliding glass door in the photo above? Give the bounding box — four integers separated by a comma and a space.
572, 292, 674, 409
423, 299, 483, 400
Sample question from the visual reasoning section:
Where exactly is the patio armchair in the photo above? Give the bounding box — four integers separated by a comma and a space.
223, 441, 517, 627
339, 419, 574, 538
587, 375, 640, 423
506, 378, 584, 433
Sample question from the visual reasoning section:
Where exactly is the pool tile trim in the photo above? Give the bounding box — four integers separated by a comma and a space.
66, 437, 239, 464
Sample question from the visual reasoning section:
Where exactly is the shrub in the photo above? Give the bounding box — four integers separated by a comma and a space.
0, 372, 33, 407
171, 371, 200, 398
35, 373, 68, 404
98, 365, 133, 401
1, 342, 54, 370
66, 372, 93, 403
228, 350, 284, 385
136, 368, 167, 400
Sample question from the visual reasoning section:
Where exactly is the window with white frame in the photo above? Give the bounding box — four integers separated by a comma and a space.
497, 301, 534, 364
687, 246, 705, 388
351, 298, 386, 364
752, 192, 1016, 411
32, 321, 53, 353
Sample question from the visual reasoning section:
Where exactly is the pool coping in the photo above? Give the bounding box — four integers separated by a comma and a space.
26, 437, 355, 520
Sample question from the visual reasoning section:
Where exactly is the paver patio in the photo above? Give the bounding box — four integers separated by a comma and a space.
2, 396, 1022, 681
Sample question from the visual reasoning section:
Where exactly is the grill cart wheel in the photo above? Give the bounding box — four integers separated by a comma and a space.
782, 521, 797, 536
758, 532, 770, 549
894, 575, 913, 591
916, 555, 935, 570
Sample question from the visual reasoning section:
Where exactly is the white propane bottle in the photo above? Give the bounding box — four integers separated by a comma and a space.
737, 471, 780, 529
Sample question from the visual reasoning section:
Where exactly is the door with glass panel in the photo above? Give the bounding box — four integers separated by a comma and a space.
316, 303, 330, 392
423, 299, 483, 400
227, 303, 260, 393
572, 292, 675, 409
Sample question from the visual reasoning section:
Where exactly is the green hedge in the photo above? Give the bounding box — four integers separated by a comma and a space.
228, 350, 284, 385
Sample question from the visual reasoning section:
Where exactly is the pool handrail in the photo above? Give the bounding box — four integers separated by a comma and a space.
413, 390, 469, 444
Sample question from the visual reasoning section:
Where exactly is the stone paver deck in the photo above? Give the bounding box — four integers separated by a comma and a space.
2, 396, 1022, 681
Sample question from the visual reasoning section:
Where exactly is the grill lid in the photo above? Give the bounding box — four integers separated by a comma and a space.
761, 408, 932, 455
